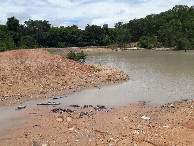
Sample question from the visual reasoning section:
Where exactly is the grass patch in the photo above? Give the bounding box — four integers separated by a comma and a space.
90, 65, 102, 72
47, 49, 58, 54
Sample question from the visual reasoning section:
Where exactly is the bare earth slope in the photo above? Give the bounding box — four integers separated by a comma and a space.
0, 49, 129, 106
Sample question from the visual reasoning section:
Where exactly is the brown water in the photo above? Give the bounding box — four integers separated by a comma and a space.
0, 50, 194, 131
82, 50, 194, 106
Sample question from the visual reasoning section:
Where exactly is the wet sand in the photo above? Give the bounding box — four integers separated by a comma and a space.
0, 99, 193, 146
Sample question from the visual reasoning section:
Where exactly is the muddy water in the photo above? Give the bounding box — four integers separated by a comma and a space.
83, 50, 194, 106
0, 50, 194, 131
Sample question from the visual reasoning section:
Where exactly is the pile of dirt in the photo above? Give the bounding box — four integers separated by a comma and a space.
0, 49, 129, 106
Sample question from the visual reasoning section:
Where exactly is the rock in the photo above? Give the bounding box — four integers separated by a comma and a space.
70, 105, 80, 108
52, 97, 59, 100
67, 117, 72, 122
79, 112, 89, 118
141, 116, 150, 120
56, 117, 63, 122
68, 126, 75, 131
16, 105, 26, 110
163, 126, 169, 128
51, 108, 75, 113
133, 130, 140, 135
37, 102, 60, 105
94, 105, 106, 111
65, 109, 75, 113
51, 108, 64, 113
170, 104, 175, 108
83, 105, 93, 108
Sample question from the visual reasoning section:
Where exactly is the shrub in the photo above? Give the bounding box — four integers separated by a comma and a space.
76, 51, 87, 63
67, 50, 78, 61
67, 50, 87, 63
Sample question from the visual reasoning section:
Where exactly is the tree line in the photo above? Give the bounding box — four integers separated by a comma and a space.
0, 5, 193, 52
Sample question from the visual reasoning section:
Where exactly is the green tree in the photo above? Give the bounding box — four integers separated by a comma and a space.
114, 22, 131, 48
18, 35, 37, 49
139, 36, 160, 49
6, 16, 20, 32
0, 30, 15, 52
83, 24, 106, 46
6, 16, 21, 47
23, 19, 51, 47
158, 19, 184, 49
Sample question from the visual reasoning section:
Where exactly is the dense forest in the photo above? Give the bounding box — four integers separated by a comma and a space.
0, 5, 193, 52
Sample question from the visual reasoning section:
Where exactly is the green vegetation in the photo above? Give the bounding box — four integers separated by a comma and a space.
89, 65, 102, 71
138, 36, 161, 49
0, 5, 193, 52
46, 49, 58, 54
67, 51, 87, 63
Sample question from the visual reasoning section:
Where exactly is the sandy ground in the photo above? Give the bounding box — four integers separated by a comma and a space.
0, 99, 193, 146
0, 49, 128, 106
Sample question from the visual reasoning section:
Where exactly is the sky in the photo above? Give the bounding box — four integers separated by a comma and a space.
0, 0, 193, 29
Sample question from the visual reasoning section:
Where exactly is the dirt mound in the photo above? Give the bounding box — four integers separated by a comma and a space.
0, 49, 129, 106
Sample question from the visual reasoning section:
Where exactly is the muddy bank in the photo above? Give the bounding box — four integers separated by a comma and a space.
0, 99, 193, 145
80, 47, 175, 52
44, 47, 174, 54
0, 49, 129, 106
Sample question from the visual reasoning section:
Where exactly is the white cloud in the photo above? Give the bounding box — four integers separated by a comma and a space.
0, 0, 193, 29
77, 17, 93, 29
7, 12, 32, 22
48, 0, 74, 6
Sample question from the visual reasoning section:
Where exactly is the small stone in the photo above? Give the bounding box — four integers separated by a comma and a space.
170, 104, 175, 108
56, 117, 63, 122
141, 116, 150, 120
163, 126, 169, 128
68, 126, 75, 131
67, 117, 72, 122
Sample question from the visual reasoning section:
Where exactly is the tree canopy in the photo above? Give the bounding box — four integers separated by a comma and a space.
0, 5, 193, 52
